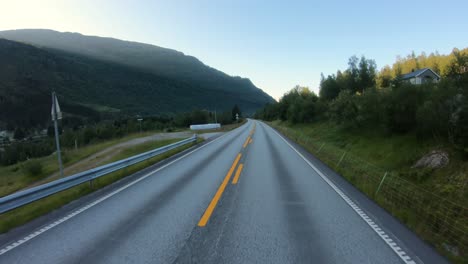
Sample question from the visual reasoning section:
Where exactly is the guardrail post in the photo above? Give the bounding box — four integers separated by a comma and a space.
336, 151, 347, 167
375, 171, 388, 196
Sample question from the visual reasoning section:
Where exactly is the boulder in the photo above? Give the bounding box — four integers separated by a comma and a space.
412, 150, 449, 169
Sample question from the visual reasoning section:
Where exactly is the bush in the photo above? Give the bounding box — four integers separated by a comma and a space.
385, 84, 427, 133
23, 160, 43, 177
355, 88, 388, 128
329, 90, 358, 128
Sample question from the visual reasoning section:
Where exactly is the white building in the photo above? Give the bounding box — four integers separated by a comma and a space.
401, 68, 440, 85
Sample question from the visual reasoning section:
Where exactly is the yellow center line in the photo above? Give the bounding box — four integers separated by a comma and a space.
242, 136, 251, 148
198, 153, 242, 227
249, 138, 253, 144
231, 163, 244, 184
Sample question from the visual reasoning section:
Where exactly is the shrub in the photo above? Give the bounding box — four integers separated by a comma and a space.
23, 160, 43, 177
329, 90, 358, 128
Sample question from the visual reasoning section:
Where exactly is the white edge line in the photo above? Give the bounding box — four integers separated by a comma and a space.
264, 122, 417, 264
0, 122, 249, 256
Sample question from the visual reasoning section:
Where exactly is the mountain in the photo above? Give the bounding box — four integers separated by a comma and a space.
0, 30, 274, 129
0, 29, 272, 95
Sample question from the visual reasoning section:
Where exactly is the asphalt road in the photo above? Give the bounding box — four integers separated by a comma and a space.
0, 120, 448, 263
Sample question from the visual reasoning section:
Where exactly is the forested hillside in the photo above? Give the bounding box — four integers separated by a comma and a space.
0, 38, 273, 130
0, 29, 272, 96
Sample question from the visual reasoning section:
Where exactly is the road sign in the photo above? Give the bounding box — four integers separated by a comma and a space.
51, 91, 64, 178
51, 93, 62, 120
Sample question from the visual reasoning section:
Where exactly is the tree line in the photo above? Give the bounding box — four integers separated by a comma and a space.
255, 49, 468, 154
0, 105, 242, 166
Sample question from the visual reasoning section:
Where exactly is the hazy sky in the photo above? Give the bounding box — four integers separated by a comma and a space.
1, 0, 467, 99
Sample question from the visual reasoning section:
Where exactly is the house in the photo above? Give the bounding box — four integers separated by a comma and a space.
0, 130, 12, 140
0, 130, 11, 147
400, 68, 440, 85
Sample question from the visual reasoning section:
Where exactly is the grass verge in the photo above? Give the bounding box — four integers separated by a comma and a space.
0, 137, 203, 233
0, 130, 181, 197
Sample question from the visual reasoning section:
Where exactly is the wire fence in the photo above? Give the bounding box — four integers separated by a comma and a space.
273, 125, 467, 261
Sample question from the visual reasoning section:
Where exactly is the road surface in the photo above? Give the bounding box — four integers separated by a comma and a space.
0, 120, 448, 263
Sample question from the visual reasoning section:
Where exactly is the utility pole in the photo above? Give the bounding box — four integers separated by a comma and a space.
214, 110, 217, 123
51, 91, 64, 178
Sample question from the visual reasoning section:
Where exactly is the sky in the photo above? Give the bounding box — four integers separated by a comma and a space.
1, 0, 467, 100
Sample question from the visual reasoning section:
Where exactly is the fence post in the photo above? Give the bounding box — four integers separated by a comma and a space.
336, 151, 347, 167
375, 171, 388, 196
317, 143, 325, 153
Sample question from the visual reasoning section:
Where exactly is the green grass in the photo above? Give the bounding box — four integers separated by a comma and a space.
0, 130, 173, 197
0, 137, 203, 233
272, 120, 467, 196
270, 120, 467, 263
110, 138, 185, 162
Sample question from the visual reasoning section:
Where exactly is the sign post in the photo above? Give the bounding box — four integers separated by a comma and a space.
137, 118, 143, 133
51, 91, 64, 178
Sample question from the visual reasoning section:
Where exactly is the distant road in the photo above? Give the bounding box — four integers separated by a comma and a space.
0, 120, 448, 263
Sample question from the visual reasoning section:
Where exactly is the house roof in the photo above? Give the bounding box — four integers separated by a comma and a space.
400, 68, 441, 80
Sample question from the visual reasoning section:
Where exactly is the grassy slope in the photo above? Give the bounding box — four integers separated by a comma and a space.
0, 137, 202, 233
280, 121, 467, 195
271, 120, 467, 263
0, 130, 172, 197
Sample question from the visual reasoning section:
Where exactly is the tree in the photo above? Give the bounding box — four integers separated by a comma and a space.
346, 56, 360, 93
446, 49, 468, 86
319, 73, 341, 100
378, 66, 393, 88
191, 109, 209, 124
358, 56, 377, 91
13, 128, 25, 140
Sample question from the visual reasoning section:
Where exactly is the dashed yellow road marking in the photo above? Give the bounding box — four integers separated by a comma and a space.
232, 163, 244, 184
242, 136, 251, 148
198, 153, 242, 227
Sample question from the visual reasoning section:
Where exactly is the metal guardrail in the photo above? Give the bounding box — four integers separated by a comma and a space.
0, 135, 197, 214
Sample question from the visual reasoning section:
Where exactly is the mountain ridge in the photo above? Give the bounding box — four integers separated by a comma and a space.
0, 29, 269, 95
0, 29, 274, 130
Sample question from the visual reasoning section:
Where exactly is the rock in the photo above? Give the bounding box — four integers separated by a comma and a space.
442, 243, 460, 257
412, 150, 449, 169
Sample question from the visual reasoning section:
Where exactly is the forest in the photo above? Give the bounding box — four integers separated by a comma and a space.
0, 106, 242, 166
255, 48, 468, 154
